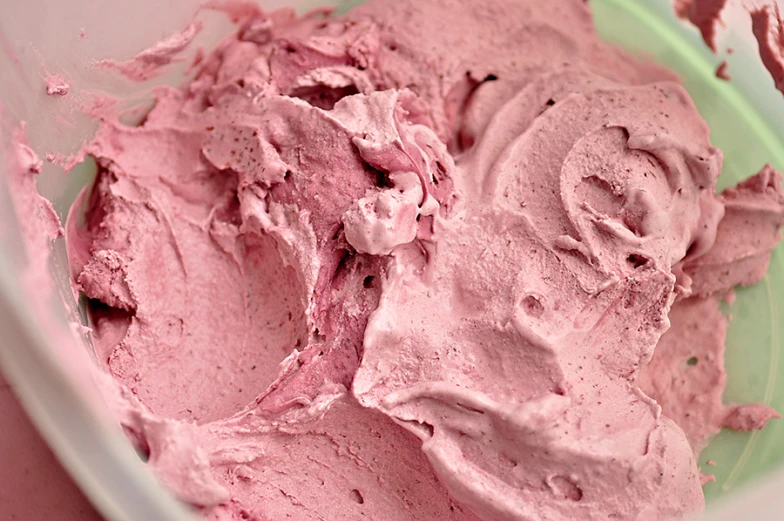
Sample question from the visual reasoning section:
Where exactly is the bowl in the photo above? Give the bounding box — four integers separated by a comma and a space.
0, 0, 782, 519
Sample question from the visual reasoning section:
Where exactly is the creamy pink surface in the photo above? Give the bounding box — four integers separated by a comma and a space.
59, 1, 784, 520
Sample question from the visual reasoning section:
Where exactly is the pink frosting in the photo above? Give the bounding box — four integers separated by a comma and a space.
723, 403, 782, 431
751, 3, 784, 96
52, 1, 784, 520
45, 74, 70, 96
96, 21, 205, 81
677, 0, 784, 96
674, 0, 728, 51
716, 60, 731, 80
8, 125, 64, 303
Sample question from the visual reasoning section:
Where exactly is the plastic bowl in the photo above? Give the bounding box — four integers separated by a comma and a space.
0, 0, 783, 520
